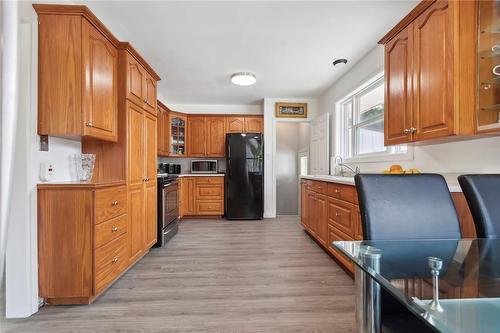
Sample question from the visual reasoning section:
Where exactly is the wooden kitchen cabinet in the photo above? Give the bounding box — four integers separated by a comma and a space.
380, 0, 479, 145
187, 116, 207, 157
35, 5, 119, 142
384, 23, 414, 145
225, 117, 245, 133
206, 117, 226, 157
225, 116, 263, 134
157, 101, 170, 156
122, 48, 158, 116
179, 176, 224, 217
38, 182, 128, 304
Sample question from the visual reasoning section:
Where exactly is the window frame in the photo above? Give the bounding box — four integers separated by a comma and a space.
335, 72, 413, 164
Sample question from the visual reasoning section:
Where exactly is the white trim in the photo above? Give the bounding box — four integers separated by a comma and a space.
334, 71, 413, 164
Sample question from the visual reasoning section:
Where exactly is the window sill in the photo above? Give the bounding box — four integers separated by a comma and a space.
342, 147, 414, 164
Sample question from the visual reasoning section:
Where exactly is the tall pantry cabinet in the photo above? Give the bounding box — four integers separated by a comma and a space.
83, 43, 161, 265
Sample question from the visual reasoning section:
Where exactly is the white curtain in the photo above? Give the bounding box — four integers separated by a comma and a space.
1, 0, 19, 289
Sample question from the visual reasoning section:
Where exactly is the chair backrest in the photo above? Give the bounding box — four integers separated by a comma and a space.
458, 174, 500, 239
354, 174, 462, 240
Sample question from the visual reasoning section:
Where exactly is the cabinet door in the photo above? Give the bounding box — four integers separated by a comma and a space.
225, 117, 245, 133
315, 193, 328, 246
187, 116, 206, 156
307, 192, 318, 236
327, 198, 354, 238
157, 107, 165, 155
128, 102, 145, 185
125, 53, 146, 107
244, 117, 263, 133
384, 24, 413, 145
143, 74, 157, 115
300, 182, 309, 229
144, 112, 157, 182
180, 177, 196, 216
206, 117, 226, 157
128, 183, 144, 263
81, 19, 118, 142
144, 180, 157, 249
413, 0, 455, 141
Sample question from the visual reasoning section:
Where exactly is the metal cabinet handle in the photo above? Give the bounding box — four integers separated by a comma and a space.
111, 200, 118, 206
410, 127, 417, 133
111, 227, 118, 232
335, 189, 341, 193
403, 128, 410, 134
86, 122, 93, 127
111, 258, 118, 264
335, 212, 341, 217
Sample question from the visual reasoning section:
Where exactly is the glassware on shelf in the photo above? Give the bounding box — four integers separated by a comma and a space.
75, 153, 96, 182
477, 0, 500, 131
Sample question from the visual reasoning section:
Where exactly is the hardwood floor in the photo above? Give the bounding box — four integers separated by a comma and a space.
4, 216, 355, 332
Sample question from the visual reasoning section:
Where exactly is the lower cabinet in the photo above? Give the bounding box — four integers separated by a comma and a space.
180, 176, 224, 217
38, 182, 130, 304
300, 179, 362, 275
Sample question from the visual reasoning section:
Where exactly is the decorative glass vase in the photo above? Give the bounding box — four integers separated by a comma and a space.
76, 154, 96, 182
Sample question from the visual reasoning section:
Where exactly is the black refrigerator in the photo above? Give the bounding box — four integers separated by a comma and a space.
225, 133, 264, 220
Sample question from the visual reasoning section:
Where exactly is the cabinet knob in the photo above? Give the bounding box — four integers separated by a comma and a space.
111, 226, 118, 232
403, 128, 410, 134
410, 127, 417, 133
111, 200, 119, 206
335, 212, 341, 217
86, 122, 93, 127
111, 258, 118, 264
335, 189, 341, 193
144, 99, 148, 103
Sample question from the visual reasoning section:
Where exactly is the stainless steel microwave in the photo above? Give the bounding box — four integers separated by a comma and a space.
191, 160, 218, 174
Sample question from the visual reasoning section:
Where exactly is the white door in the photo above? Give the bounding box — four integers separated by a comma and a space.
310, 113, 329, 175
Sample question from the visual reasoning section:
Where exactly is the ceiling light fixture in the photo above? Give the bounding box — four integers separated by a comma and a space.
332, 58, 348, 66
231, 72, 257, 86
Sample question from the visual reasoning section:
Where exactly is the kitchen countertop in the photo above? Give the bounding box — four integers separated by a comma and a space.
178, 173, 225, 177
301, 173, 462, 192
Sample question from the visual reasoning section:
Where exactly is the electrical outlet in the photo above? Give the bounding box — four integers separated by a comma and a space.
39, 162, 54, 182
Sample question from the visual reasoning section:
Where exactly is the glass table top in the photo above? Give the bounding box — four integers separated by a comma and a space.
333, 239, 500, 333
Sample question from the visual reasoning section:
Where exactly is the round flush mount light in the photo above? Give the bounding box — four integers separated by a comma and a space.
231, 72, 257, 86
332, 58, 348, 66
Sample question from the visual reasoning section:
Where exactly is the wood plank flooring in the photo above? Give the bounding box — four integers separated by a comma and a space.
3, 216, 355, 332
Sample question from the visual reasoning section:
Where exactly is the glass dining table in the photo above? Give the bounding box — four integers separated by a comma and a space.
333, 239, 500, 333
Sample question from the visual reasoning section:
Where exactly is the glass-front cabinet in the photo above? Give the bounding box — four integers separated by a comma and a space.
477, 0, 500, 132
169, 114, 186, 156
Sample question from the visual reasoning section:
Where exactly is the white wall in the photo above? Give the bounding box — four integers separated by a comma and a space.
5, 4, 82, 318
263, 98, 317, 218
317, 45, 500, 174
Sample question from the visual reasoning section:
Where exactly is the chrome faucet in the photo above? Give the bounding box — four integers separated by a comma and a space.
334, 155, 360, 176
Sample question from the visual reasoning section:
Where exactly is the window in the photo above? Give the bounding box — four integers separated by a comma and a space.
338, 74, 408, 162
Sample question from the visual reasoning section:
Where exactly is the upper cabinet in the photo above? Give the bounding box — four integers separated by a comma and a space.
187, 116, 226, 157
121, 45, 159, 116
169, 112, 187, 156
35, 5, 119, 142
226, 116, 263, 134
477, 0, 500, 132
206, 117, 226, 157
380, 0, 490, 145
187, 116, 207, 157
157, 101, 170, 156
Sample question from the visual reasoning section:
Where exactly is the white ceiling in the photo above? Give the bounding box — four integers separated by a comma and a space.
83, 1, 417, 105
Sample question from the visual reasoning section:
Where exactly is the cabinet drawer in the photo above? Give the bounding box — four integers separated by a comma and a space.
327, 183, 355, 203
95, 186, 127, 224
95, 233, 128, 293
195, 177, 224, 185
196, 200, 223, 215
327, 225, 354, 273
307, 180, 327, 194
327, 198, 354, 238
196, 185, 223, 200
95, 214, 127, 248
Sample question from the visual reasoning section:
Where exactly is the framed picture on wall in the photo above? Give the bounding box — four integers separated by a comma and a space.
275, 102, 308, 118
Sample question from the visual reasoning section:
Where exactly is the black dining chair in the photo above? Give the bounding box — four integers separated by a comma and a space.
458, 174, 500, 239
354, 173, 462, 333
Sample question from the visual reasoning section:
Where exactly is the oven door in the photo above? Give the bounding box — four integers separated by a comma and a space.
162, 180, 179, 229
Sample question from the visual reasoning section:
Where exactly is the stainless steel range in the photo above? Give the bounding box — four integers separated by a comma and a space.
155, 174, 179, 247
